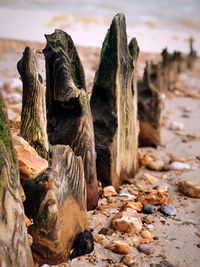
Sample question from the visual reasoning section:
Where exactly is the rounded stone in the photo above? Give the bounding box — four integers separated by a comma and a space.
137, 244, 154, 255
159, 205, 176, 216
143, 204, 156, 214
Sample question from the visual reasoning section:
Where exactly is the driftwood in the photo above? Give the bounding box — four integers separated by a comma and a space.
43, 29, 98, 210
22, 145, 91, 265
19, 46, 93, 265
138, 62, 162, 147
17, 47, 49, 159
0, 91, 35, 267
90, 14, 139, 188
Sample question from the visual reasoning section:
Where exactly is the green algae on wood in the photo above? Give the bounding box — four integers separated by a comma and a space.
0, 91, 35, 267
43, 29, 98, 210
90, 14, 139, 188
18, 47, 49, 159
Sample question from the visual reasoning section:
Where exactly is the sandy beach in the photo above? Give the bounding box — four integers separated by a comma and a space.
0, 1, 200, 266
0, 35, 200, 266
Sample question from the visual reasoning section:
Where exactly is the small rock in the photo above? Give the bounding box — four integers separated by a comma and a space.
137, 190, 170, 205
119, 192, 136, 200
121, 254, 135, 265
106, 241, 130, 255
112, 208, 142, 235
169, 121, 184, 131
141, 173, 158, 184
125, 201, 143, 211
143, 204, 157, 214
159, 205, 176, 216
103, 186, 118, 197
140, 230, 153, 240
164, 162, 190, 171
146, 224, 155, 231
12, 135, 48, 179
93, 234, 109, 247
178, 180, 200, 198
137, 244, 153, 255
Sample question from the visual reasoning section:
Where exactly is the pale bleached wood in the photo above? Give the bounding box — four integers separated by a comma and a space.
0, 91, 35, 267
17, 47, 49, 159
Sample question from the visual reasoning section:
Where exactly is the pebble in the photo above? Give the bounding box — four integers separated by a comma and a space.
143, 204, 157, 214
121, 254, 136, 266
140, 230, 153, 240
12, 135, 48, 180
119, 192, 136, 200
159, 205, 176, 216
106, 241, 130, 255
169, 121, 184, 131
137, 244, 153, 255
178, 180, 200, 198
112, 208, 142, 235
165, 162, 190, 171
103, 186, 118, 197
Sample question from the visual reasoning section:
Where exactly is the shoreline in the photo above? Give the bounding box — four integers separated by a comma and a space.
0, 7, 200, 54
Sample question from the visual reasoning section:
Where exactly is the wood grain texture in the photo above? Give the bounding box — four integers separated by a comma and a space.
17, 47, 49, 159
43, 29, 98, 210
0, 91, 35, 267
90, 14, 139, 188
22, 144, 88, 265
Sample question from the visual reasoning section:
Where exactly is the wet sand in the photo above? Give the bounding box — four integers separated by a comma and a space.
0, 38, 200, 267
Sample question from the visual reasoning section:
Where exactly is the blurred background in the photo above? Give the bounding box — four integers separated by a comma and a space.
0, 0, 200, 52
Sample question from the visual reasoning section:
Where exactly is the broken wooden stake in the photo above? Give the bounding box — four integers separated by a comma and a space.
43, 29, 99, 210
90, 13, 139, 188
22, 145, 90, 265
0, 91, 35, 267
138, 62, 162, 147
17, 47, 49, 159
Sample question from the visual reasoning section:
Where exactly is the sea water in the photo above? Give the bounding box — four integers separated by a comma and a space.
0, 0, 199, 52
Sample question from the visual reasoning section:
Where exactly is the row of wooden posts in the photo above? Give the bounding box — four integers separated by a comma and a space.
0, 13, 197, 266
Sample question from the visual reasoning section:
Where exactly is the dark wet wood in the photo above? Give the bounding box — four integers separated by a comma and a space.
138, 62, 162, 147
90, 14, 139, 188
0, 91, 35, 267
43, 29, 98, 210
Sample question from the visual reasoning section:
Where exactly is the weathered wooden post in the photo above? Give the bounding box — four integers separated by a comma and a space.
43, 29, 99, 210
17, 47, 49, 159
0, 91, 35, 267
138, 62, 162, 147
18, 47, 94, 265
90, 13, 139, 188
187, 37, 197, 69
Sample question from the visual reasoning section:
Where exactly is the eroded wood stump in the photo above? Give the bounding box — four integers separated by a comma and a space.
17, 47, 49, 159
90, 13, 139, 188
138, 62, 162, 147
43, 29, 98, 210
22, 145, 90, 265
0, 91, 35, 267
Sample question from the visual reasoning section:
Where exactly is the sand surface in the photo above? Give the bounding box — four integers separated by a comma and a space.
0, 38, 200, 267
